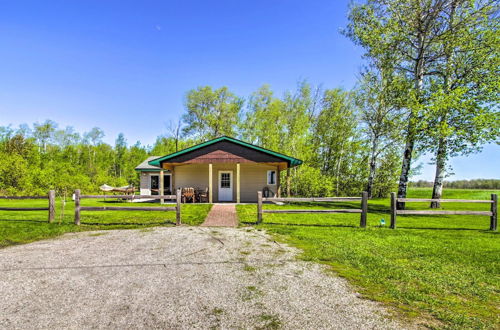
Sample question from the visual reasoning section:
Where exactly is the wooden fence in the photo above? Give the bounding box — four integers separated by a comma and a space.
0, 191, 56, 223
74, 189, 182, 226
390, 192, 497, 231
257, 191, 368, 227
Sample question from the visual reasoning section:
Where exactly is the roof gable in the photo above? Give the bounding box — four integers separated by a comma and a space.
148, 136, 302, 167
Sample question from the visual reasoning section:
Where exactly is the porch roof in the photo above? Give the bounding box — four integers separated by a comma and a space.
148, 136, 303, 168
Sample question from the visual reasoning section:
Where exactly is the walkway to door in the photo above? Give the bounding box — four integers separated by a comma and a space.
201, 204, 238, 227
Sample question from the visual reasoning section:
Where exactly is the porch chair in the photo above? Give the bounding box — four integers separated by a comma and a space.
197, 187, 209, 203
182, 187, 196, 203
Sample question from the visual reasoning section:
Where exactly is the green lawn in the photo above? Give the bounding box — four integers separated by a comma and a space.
0, 197, 211, 248
237, 188, 499, 329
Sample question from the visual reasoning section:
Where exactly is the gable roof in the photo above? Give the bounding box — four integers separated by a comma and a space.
148, 136, 303, 167
135, 156, 162, 171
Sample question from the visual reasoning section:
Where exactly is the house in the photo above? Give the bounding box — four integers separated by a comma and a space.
135, 136, 302, 202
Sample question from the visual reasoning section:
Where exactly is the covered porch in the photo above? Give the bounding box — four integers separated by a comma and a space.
158, 161, 290, 203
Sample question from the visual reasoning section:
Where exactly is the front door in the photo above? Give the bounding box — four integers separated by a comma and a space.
218, 171, 233, 202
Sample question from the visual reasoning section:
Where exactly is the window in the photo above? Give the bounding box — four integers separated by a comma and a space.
267, 170, 276, 185
220, 173, 231, 188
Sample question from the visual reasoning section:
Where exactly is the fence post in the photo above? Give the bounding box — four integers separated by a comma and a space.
48, 190, 55, 223
390, 192, 396, 229
176, 188, 181, 225
74, 189, 81, 225
257, 191, 263, 224
490, 194, 497, 231
360, 191, 368, 228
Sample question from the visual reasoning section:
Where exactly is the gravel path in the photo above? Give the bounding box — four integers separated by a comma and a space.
0, 227, 409, 329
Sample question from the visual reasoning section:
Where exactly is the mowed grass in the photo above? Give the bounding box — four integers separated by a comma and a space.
237, 188, 499, 329
0, 197, 211, 248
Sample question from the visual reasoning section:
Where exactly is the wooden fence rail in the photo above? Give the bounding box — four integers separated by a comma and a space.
74, 189, 182, 226
257, 191, 368, 227
390, 192, 497, 231
0, 190, 55, 223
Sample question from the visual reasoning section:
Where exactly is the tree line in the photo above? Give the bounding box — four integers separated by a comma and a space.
1, 0, 498, 200
411, 179, 500, 190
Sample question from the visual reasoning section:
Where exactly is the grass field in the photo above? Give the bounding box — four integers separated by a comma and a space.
0, 197, 211, 248
237, 188, 499, 329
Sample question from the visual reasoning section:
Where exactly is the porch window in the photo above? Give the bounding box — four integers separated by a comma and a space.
267, 170, 276, 185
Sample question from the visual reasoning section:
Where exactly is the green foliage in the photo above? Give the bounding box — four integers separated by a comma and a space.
183, 86, 244, 140
290, 166, 334, 197
0, 125, 147, 195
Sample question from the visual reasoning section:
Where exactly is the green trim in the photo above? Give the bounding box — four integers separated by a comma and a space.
135, 169, 162, 172
148, 136, 303, 167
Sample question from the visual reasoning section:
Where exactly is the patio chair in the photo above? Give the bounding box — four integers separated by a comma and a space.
182, 187, 196, 203
197, 187, 209, 203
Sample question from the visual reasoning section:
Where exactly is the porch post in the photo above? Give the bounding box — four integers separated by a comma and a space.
171, 167, 175, 195
277, 167, 281, 198
160, 170, 164, 204
209, 163, 213, 203
286, 168, 291, 197
236, 163, 240, 203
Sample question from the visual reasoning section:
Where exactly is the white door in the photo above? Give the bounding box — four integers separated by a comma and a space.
218, 171, 233, 201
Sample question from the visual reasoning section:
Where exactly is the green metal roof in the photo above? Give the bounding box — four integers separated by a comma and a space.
148, 136, 303, 167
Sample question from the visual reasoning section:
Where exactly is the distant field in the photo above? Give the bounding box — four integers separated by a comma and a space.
237, 188, 499, 329
0, 197, 211, 247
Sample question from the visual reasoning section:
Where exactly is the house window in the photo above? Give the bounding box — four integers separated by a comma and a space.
267, 170, 276, 185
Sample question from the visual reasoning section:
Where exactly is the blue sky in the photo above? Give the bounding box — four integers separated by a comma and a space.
0, 0, 497, 180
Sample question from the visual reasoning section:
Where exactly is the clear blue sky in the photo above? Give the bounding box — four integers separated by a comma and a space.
0, 0, 497, 180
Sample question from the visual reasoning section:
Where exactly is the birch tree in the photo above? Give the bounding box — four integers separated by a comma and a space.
422, 0, 500, 207
356, 66, 406, 197
346, 0, 458, 208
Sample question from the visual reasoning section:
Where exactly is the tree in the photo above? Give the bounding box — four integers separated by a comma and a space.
355, 67, 405, 197
312, 88, 367, 196
165, 119, 184, 152
346, 0, 462, 208
33, 120, 57, 153
241, 82, 316, 196
240, 85, 285, 150
114, 133, 127, 177
421, 0, 500, 207
182, 86, 243, 140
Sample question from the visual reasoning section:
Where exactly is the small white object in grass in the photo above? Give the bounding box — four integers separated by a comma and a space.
274, 202, 285, 206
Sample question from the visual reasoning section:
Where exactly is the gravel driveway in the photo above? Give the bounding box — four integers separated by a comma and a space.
0, 227, 408, 329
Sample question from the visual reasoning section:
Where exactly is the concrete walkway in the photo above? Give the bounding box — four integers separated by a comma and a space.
201, 204, 238, 227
